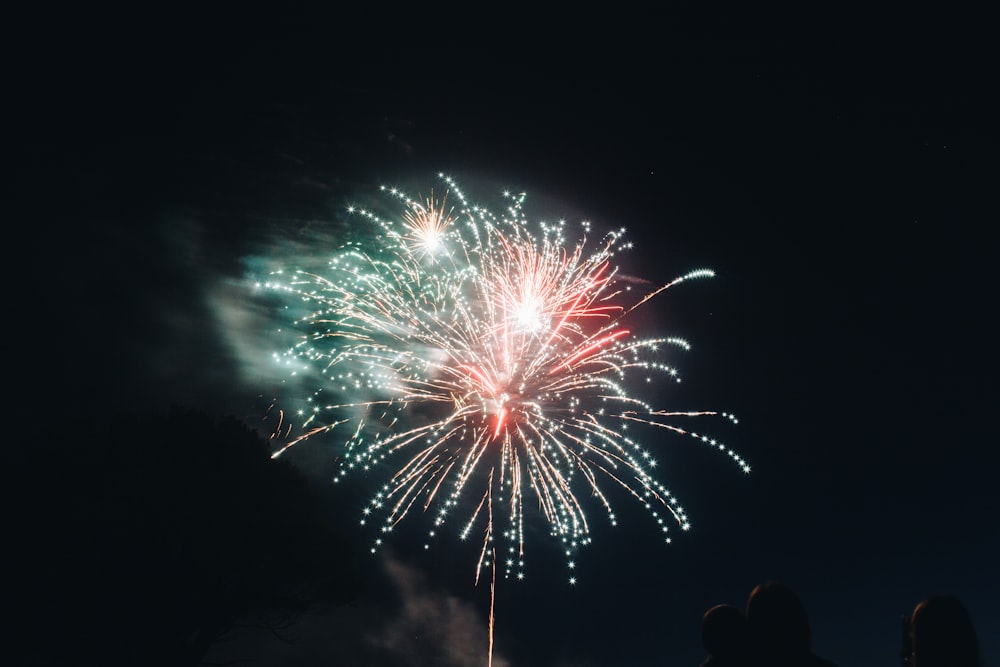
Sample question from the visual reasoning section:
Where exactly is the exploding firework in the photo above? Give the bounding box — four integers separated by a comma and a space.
259, 174, 748, 664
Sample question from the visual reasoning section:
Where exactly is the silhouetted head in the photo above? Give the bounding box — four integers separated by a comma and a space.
745, 580, 812, 657
910, 594, 981, 667
702, 603, 749, 658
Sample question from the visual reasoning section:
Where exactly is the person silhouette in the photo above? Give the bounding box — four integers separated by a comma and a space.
744, 580, 837, 667
700, 603, 751, 667
908, 593, 982, 667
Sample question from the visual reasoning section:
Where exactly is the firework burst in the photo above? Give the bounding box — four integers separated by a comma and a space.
259, 174, 748, 664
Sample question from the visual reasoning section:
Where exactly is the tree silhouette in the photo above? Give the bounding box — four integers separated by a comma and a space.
6, 406, 363, 666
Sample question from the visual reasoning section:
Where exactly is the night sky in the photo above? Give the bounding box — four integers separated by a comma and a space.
16, 14, 997, 667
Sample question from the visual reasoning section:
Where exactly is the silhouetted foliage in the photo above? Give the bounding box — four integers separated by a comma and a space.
6, 406, 363, 667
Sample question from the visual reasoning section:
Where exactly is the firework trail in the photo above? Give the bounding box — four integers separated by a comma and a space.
259, 173, 748, 665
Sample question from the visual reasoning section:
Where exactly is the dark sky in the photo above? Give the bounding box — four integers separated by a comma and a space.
18, 14, 997, 667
